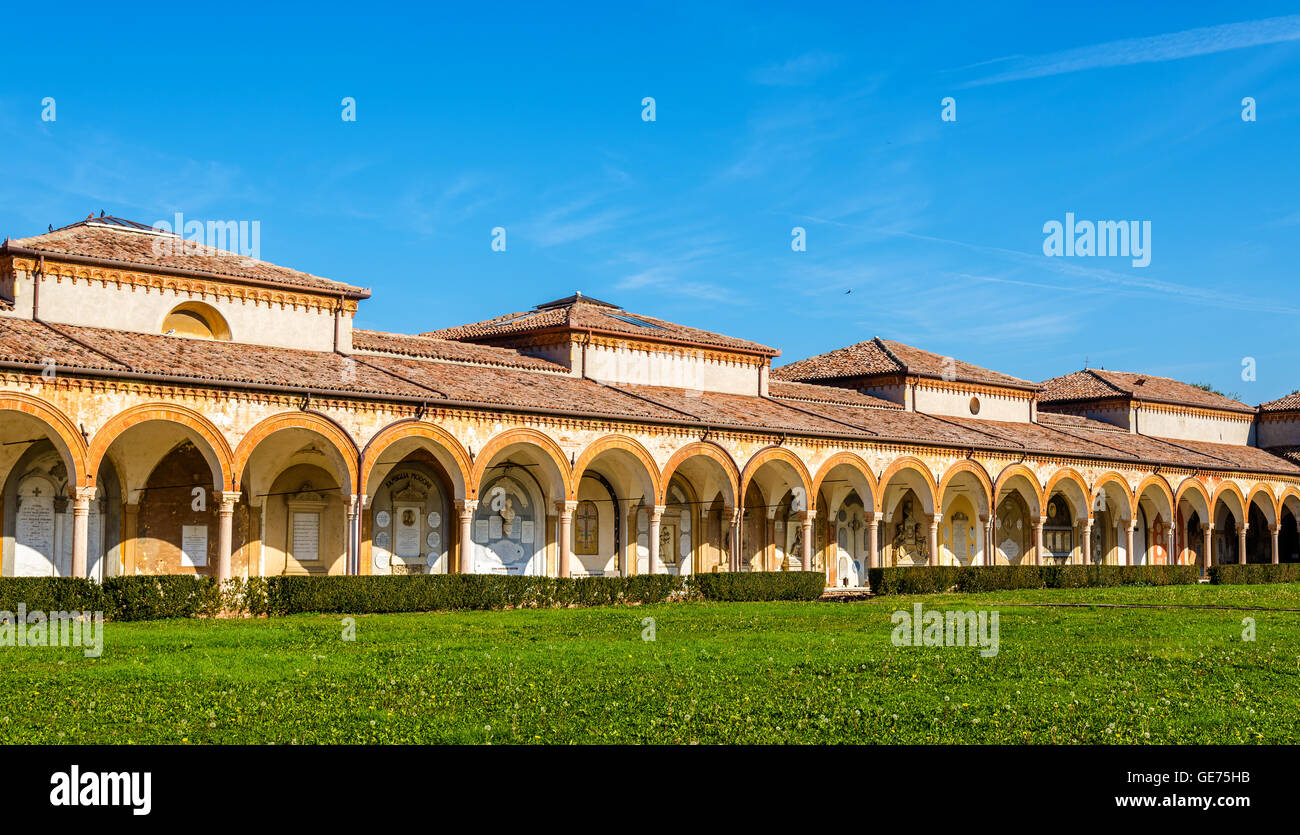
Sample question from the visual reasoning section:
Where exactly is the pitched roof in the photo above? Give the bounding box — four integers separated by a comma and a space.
422, 294, 778, 357
351, 329, 566, 372
767, 380, 902, 410
771, 337, 1038, 390
0, 318, 1296, 476
1259, 391, 1300, 412
3, 217, 368, 298
1039, 369, 1254, 414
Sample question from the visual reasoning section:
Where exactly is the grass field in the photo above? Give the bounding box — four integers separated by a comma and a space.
2, 583, 1298, 744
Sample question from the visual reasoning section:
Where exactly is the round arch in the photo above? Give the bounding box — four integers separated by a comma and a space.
1091, 471, 1135, 518
233, 411, 359, 496
879, 456, 939, 516
812, 451, 879, 513
360, 419, 471, 500
994, 463, 1044, 514
574, 434, 662, 505
1211, 481, 1248, 519
1174, 477, 1213, 518
740, 446, 813, 510
0, 392, 88, 487
659, 441, 741, 508
88, 403, 234, 492
1044, 467, 1091, 520
1245, 482, 1279, 525
1134, 474, 1176, 515
938, 459, 993, 514
470, 427, 572, 500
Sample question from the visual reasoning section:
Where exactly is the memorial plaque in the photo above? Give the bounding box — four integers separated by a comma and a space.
394, 506, 421, 557
15, 494, 55, 576
489, 515, 503, 540
474, 520, 489, 543
181, 525, 208, 568
520, 520, 534, 544
293, 512, 320, 562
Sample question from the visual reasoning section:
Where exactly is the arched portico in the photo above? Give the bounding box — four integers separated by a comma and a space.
468, 428, 571, 577
938, 461, 992, 567
879, 457, 938, 568
740, 446, 813, 577
571, 435, 661, 576
660, 441, 741, 575
994, 464, 1042, 565
814, 452, 879, 585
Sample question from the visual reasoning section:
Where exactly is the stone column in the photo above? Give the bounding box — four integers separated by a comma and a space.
797, 511, 814, 576
1238, 524, 1248, 565
727, 506, 742, 572
626, 508, 639, 575
1124, 522, 1136, 566
456, 499, 477, 574
868, 512, 882, 570
927, 514, 939, 567
345, 494, 359, 575
1032, 517, 1045, 566
556, 500, 577, 578
983, 515, 994, 566
1271, 525, 1280, 564
216, 491, 241, 581
122, 503, 140, 575
1202, 523, 1214, 577
71, 486, 94, 579
1080, 517, 1093, 566
647, 505, 665, 574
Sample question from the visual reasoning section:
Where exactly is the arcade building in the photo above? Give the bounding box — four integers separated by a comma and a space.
1, 216, 1298, 588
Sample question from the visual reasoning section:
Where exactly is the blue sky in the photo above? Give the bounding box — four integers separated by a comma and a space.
2, 2, 1299, 402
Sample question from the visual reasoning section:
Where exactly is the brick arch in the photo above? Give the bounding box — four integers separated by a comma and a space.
1133, 475, 1176, 529
572, 434, 661, 504
233, 411, 359, 495
1212, 481, 1248, 520
938, 459, 993, 514
1091, 471, 1135, 517
659, 441, 741, 507
360, 419, 472, 499
1279, 485, 1300, 514
470, 427, 572, 500
994, 463, 1044, 512
1044, 467, 1091, 520
879, 455, 939, 514
1245, 481, 1279, 524
1174, 476, 1212, 517
88, 403, 234, 491
0, 392, 89, 487
811, 451, 879, 512
740, 445, 814, 509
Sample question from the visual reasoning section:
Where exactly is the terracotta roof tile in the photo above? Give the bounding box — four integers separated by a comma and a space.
6, 220, 367, 297
422, 297, 777, 356
772, 337, 1037, 390
1040, 369, 1254, 414
612, 384, 876, 437
352, 329, 565, 372
768, 380, 903, 409
1260, 391, 1300, 412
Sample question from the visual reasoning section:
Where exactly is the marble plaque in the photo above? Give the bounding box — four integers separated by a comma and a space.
293, 512, 320, 562
15, 496, 55, 576
181, 525, 209, 568
520, 520, 534, 544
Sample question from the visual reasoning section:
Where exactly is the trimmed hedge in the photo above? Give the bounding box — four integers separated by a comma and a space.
0, 571, 825, 621
691, 571, 825, 602
867, 564, 1200, 595
233, 574, 687, 616
1208, 564, 1300, 585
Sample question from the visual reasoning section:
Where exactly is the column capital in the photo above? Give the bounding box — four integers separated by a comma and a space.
871, 512, 884, 524
555, 499, 579, 515
795, 510, 813, 523
1032, 516, 1045, 529
73, 485, 97, 505
456, 498, 479, 516
218, 491, 242, 508
1202, 522, 1214, 533
727, 506, 742, 524
1269, 524, 1279, 534
649, 504, 666, 522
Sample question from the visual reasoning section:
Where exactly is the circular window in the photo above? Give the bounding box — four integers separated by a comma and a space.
969, 396, 981, 415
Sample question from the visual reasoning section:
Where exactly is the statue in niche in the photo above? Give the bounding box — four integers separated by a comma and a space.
892, 497, 928, 562
790, 524, 803, 569
500, 498, 516, 538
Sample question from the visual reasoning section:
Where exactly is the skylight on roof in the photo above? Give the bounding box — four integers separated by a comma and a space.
604, 312, 666, 330
493, 311, 540, 326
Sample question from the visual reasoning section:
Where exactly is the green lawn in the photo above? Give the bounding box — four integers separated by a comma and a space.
2, 584, 1298, 744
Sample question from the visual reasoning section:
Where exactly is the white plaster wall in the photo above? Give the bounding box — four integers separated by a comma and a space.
1257, 417, 1300, 449
1136, 407, 1253, 445
7, 273, 347, 352
913, 385, 1032, 422
582, 343, 761, 395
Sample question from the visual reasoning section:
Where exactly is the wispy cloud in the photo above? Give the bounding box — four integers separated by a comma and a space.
750, 51, 842, 86
525, 194, 629, 247
962, 14, 1300, 86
